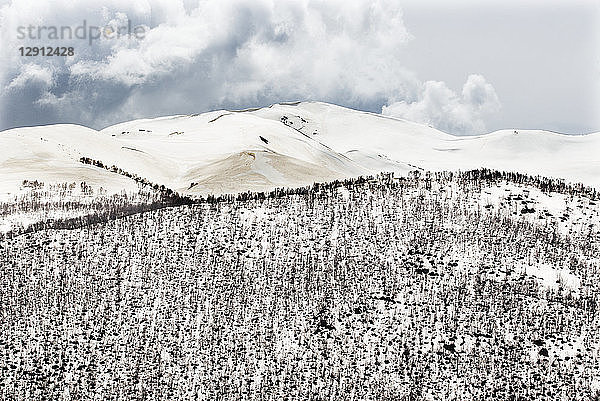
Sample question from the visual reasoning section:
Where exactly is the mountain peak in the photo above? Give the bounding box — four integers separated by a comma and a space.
1, 103, 598, 199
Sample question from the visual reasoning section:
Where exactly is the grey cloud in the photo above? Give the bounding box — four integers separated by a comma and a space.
1, 0, 500, 134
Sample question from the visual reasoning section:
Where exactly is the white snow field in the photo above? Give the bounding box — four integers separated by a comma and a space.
1, 102, 598, 198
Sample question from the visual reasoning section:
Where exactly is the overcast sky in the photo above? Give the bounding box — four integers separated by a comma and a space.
0, 0, 598, 135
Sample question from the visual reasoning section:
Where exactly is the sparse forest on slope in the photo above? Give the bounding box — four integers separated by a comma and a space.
1, 171, 599, 400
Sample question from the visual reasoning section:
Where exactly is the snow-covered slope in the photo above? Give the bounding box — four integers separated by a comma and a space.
0, 124, 140, 198
0, 102, 598, 198
252, 102, 600, 186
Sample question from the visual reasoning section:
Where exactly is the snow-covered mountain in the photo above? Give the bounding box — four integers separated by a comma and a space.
1, 101, 598, 198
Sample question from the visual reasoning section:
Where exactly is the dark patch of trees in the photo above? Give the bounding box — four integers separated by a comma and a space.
0, 169, 598, 399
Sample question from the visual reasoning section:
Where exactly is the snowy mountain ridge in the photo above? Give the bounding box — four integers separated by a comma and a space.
1, 101, 598, 198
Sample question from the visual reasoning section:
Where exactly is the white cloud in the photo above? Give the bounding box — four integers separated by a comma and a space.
382, 74, 501, 135
0, 0, 500, 134
7, 64, 54, 90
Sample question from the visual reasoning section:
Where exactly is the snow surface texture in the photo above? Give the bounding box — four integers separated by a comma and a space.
1, 102, 598, 199
1, 174, 598, 400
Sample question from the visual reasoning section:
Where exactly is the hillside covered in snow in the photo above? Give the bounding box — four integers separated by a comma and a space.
1, 102, 598, 200
2, 172, 599, 400
2, 103, 600, 400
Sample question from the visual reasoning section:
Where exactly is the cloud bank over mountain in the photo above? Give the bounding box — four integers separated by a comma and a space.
382, 74, 501, 134
7, 0, 588, 135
